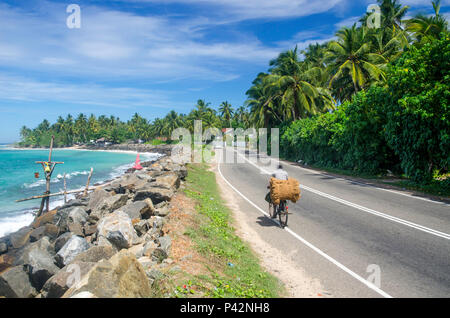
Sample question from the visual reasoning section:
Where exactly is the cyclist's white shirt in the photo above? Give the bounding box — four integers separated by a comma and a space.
272, 169, 288, 180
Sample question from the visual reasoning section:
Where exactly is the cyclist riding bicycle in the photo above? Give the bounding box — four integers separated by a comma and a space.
265, 164, 288, 211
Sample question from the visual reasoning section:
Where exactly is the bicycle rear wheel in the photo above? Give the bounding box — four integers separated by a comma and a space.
279, 211, 288, 228
278, 202, 288, 228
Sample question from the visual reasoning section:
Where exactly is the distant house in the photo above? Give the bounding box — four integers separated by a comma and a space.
96, 137, 107, 146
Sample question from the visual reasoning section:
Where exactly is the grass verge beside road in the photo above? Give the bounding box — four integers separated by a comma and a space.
181, 163, 283, 298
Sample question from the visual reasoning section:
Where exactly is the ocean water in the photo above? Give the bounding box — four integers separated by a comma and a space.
0, 145, 161, 237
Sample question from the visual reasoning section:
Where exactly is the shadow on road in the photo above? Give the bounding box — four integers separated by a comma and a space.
256, 215, 279, 228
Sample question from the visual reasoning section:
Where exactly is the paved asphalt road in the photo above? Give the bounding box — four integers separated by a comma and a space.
216, 147, 450, 298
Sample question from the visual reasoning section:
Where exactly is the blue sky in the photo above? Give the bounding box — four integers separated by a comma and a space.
0, 0, 448, 143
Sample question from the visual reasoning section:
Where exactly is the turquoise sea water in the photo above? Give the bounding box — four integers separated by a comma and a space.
0, 145, 160, 237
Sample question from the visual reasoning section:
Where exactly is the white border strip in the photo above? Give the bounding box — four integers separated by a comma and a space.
217, 158, 393, 298
235, 150, 450, 241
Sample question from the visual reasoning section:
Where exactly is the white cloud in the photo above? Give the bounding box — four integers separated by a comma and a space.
0, 2, 279, 83
117, 0, 347, 21
0, 74, 185, 110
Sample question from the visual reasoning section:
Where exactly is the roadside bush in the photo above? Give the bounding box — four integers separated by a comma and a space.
384, 34, 450, 182
336, 87, 400, 174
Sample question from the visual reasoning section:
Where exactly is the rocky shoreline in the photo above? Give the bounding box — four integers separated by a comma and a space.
0, 147, 188, 298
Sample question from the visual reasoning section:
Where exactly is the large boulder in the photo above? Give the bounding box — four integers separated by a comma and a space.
9, 226, 33, 249
68, 207, 88, 225
54, 232, 73, 253
42, 261, 96, 298
62, 250, 152, 298
60, 198, 88, 210
0, 266, 37, 298
29, 224, 59, 242
16, 239, 60, 290
31, 209, 57, 229
90, 194, 128, 221
119, 174, 148, 191
86, 189, 111, 212
133, 186, 174, 204
120, 199, 154, 220
71, 245, 116, 264
96, 211, 138, 249
0, 254, 14, 274
0, 242, 7, 255
154, 172, 180, 190
55, 236, 90, 268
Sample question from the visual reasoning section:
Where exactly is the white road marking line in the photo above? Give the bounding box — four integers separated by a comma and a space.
285, 161, 449, 206
233, 149, 450, 240
217, 155, 393, 298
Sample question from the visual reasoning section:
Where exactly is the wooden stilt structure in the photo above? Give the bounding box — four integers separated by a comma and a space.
35, 136, 64, 217
17, 137, 96, 215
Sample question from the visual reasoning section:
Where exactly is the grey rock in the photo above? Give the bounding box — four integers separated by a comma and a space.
137, 256, 155, 269
157, 236, 171, 255
62, 250, 152, 298
72, 245, 116, 263
29, 226, 46, 243
155, 205, 170, 217
15, 236, 55, 266
18, 242, 60, 290
9, 226, 33, 249
134, 220, 150, 236
55, 236, 90, 268
86, 189, 111, 212
154, 172, 180, 190
142, 241, 157, 257
83, 224, 97, 237
0, 242, 7, 254
54, 232, 73, 253
90, 194, 128, 220
96, 211, 138, 249
61, 199, 87, 210
154, 201, 168, 209
106, 231, 129, 250
120, 199, 154, 220
133, 186, 174, 204
42, 261, 96, 298
68, 207, 88, 225
68, 222, 84, 237
118, 174, 148, 191
0, 266, 37, 298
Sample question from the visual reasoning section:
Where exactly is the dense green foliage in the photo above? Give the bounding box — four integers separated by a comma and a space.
384, 34, 449, 182
281, 34, 449, 187
19, 100, 251, 148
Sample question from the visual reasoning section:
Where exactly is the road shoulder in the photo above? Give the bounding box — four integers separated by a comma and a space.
211, 161, 326, 298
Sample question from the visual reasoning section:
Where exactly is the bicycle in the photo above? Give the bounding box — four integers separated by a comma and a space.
269, 199, 289, 228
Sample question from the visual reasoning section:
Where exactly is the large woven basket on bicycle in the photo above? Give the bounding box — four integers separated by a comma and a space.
269, 177, 301, 205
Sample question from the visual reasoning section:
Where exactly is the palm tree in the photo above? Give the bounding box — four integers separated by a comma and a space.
267, 47, 333, 119
162, 110, 181, 138
406, 0, 449, 44
325, 25, 387, 100
219, 101, 234, 128
246, 73, 279, 128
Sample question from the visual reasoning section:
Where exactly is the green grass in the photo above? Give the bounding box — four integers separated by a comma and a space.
182, 163, 283, 298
